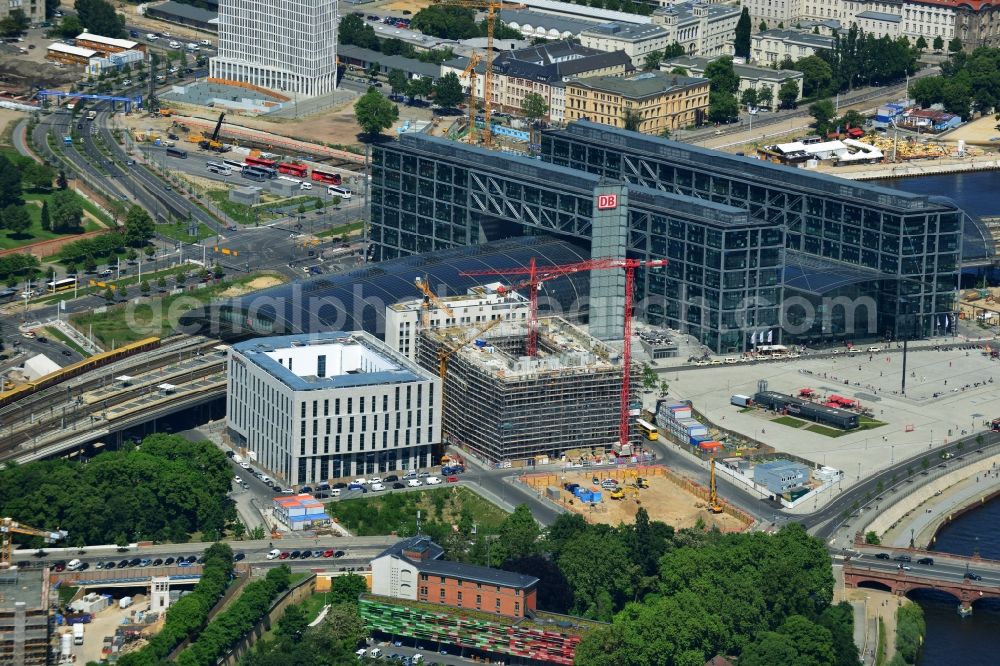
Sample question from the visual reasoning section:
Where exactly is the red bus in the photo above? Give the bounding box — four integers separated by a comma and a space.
245, 156, 277, 169
277, 162, 308, 178
311, 169, 342, 185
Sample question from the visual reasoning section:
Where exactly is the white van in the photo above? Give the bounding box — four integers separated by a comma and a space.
368, 648, 381, 659
168, 40, 181, 49
266, 549, 281, 560
355, 649, 366, 660
329, 488, 341, 498
327, 185, 353, 200
260, 475, 272, 484
67, 559, 83, 571
299, 181, 312, 190
146, 33, 158, 41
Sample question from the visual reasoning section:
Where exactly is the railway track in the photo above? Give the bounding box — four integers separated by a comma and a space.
0, 361, 225, 459
0, 335, 215, 426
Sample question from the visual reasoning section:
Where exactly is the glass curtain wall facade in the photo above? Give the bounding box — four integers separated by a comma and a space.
372, 134, 777, 353
540, 120, 967, 344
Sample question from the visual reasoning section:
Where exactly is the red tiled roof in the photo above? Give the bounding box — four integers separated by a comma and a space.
908, 0, 996, 11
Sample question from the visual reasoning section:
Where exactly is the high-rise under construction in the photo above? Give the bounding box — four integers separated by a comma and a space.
417, 317, 629, 464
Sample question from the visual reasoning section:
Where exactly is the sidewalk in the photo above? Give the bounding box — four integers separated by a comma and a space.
881, 464, 1000, 549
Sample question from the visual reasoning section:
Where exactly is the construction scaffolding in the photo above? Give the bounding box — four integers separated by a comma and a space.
417, 317, 632, 464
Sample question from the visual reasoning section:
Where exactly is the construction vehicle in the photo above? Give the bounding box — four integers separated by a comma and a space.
610, 488, 625, 500
199, 112, 227, 152
708, 459, 724, 514
159, 108, 174, 117
1, 517, 66, 568
636, 477, 649, 489
460, 257, 669, 452
415, 276, 456, 330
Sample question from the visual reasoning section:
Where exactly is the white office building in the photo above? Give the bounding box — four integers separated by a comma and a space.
227, 332, 440, 485
210, 0, 338, 97
385, 283, 531, 361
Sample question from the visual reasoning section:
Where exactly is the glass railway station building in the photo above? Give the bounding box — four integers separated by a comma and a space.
189, 121, 994, 354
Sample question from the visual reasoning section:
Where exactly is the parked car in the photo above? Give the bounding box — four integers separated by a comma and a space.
447, 475, 459, 483
425, 476, 442, 485
392, 482, 405, 489
323, 549, 334, 557
289, 550, 301, 559
234, 552, 246, 562
163, 557, 175, 565
371, 482, 386, 491
407, 479, 422, 487
278, 551, 290, 560
384, 475, 399, 482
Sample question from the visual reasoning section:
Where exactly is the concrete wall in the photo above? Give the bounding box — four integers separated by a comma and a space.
864, 454, 1000, 536
219, 574, 316, 666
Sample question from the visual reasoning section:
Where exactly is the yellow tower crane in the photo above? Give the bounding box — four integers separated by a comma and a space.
415, 276, 457, 330
708, 458, 724, 514
433, 0, 506, 148
1, 518, 66, 568
461, 52, 483, 145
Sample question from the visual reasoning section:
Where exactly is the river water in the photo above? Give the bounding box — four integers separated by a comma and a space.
866, 171, 1000, 665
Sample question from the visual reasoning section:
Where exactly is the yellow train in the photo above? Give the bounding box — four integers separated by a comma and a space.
0, 337, 161, 409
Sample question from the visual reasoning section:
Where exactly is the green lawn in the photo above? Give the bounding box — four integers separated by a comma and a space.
206, 190, 259, 225
41, 326, 90, 357
0, 193, 101, 251
857, 417, 887, 432
805, 423, 849, 438
297, 592, 329, 624
70, 273, 283, 347
773, 415, 807, 428
316, 221, 364, 239
156, 220, 217, 244
35, 264, 194, 306
325, 487, 509, 537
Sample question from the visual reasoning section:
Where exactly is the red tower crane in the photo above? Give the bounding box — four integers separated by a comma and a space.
460, 257, 668, 449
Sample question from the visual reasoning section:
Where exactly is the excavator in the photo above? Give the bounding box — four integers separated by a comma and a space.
199, 112, 228, 152
708, 458, 724, 514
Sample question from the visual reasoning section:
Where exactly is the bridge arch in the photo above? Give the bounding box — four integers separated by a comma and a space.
856, 580, 893, 593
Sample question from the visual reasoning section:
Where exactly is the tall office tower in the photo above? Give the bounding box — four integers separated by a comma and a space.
210, 0, 338, 97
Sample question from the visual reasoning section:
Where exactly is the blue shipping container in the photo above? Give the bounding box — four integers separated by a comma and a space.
690, 434, 709, 447
579, 491, 592, 502
591, 491, 602, 502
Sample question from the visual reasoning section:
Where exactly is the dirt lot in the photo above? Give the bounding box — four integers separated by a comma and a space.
527, 468, 748, 531
940, 113, 1000, 147
218, 275, 283, 297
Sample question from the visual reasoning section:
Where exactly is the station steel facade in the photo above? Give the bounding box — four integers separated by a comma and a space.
370, 122, 992, 353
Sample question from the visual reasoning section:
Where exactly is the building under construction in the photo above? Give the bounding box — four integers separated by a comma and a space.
417, 317, 628, 464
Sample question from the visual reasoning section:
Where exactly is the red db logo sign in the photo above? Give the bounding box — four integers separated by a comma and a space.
597, 194, 618, 210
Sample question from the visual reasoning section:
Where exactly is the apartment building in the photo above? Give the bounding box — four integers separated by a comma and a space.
565, 71, 709, 135
661, 55, 804, 109
653, 1, 742, 57
491, 41, 634, 123
0, 0, 43, 25
211, 0, 338, 96
226, 332, 440, 485
750, 28, 835, 64
580, 22, 671, 68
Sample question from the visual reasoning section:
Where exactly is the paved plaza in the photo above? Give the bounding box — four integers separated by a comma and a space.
662, 345, 1000, 480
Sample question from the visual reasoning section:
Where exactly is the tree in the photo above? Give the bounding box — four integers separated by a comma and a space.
329, 573, 368, 605
338, 14, 379, 50
297, 201, 306, 215
354, 89, 399, 136
408, 76, 434, 102
864, 530, 880, 545
411, 6, 480, 40
157, 275, 167, 291
794, 55, 833, 98
40, 201, 50, 232
0, 155, 23, 209
494, 504, 541, 564
740, 87, 759, 108
2, 205, 31, 236
643, 50, 662, 71
139, 280, 150, 295
948, 36, 963, 53
387, 69, 409, 97
56, 170, 67, 190
123, 205, 154, 246
759, 20, 768, 32
778, 80, 800, 109
840, 109, 866, 132
809, 99, 837, 134
915, 36, 928, 52
276, 604, 308, 641
212, 263, 224, 279
433, 72, 464, 108
521, 92, 549, 127
49, 190, 83, 233
933, 35, 944, 52
704, 57, 740, 94
663, 41, 686, 58
622, 106, 643, 132
734, 7, 752, 59
75, 0, 125, 38
0, 9, 29, 37
708, 90, 739, 123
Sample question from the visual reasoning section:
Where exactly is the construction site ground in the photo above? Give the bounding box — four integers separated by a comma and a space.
534, 469, 747, 531
66, 593, 156, 665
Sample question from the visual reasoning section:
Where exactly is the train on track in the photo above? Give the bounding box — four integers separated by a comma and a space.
0, 337, 161, 410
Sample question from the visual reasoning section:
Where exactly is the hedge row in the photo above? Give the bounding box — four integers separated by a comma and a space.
116, 543, 235, 666
175, 565, 292, 666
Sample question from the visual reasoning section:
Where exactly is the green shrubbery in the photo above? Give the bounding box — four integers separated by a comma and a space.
892, 602, 925, 665
176, 566, 291, 666
117, 543, 235, 666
